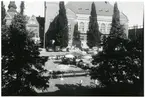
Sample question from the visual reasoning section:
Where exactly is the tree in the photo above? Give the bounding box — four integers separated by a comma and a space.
90, 2, 143, 94
87, 2, 101, 48
55, 1, 68, 48
20, 1, 25, 15
1, 1, 6, 25
45, 15, 59, 49
2, 13, 49, 96
72, 23, 81, 49
103, 2, 126, 52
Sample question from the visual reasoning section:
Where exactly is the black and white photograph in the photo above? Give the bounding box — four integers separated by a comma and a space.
1, 0, 144, 96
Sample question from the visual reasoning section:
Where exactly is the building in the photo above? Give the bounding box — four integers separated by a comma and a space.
26, 15, 40, 44
5, 1, 17, 25
5, 1, 40, 44
44, 1, 128, 48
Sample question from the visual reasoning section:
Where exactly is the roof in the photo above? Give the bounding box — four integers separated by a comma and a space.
66, 1, 128, 21
5, 12, 12, 19
5, 11, 18, 20
27, 15, 39, 26
66, 1, 113, 16
7, 7, 17, 13
36, 16, 45, 27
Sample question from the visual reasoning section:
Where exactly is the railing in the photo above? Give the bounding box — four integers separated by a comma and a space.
128, 25, 143, 29
48, 70, 90, 79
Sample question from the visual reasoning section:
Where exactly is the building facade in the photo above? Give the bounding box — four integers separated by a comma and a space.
26, 15, 40, 43
46, 2, 129, 48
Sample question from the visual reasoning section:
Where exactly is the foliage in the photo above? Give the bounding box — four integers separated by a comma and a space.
72, 23, 81, 49
1, 1, 6, 25
90, 2, 143, 93
45, 15, 59, 48
55, 1, 69, 48
87, 2, 101, 48
2, 13, 49, 95
8, 1, 17, 9
20, 1, 25, 15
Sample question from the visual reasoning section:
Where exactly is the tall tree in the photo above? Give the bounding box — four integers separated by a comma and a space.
55, 1, 68, 48
2, 12, 49, 96
72, 23, 81, 49
45, 15, 59, 49
110, 2, 126, 38
103, 2, 126, 52
1, 1, 6, 25
20, 1, 25, 15
87, 2, 101, 48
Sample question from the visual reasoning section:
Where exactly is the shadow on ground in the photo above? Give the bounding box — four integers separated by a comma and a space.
38, 83, 143, 96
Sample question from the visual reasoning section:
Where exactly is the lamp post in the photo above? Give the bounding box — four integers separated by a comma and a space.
43, 1, 46, 49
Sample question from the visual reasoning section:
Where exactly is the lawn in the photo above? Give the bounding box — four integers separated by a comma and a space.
36, 59, 94, 93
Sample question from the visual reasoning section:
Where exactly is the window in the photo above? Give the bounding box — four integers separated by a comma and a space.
68, 24, 71, 32
80, 35, 85, 40
30, 20, 35, 24
105, 9, 109, 12
99, 9, 103, 11
107, 24, 111, 34
79, 22, 84, 32
69, 33, 71, 40
80, 36, 84, 40
100, 23, 106, 34
78, 8, 82, 10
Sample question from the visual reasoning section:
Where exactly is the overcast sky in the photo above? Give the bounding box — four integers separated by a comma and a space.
3, 0, 144, 27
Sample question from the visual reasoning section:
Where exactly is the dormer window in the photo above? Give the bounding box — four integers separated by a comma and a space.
78, 8, 82, 10
99, 9, 103, 11
105, 9, 109, 12
105, 1, 108, 4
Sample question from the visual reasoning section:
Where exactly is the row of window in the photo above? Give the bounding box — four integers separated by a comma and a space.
68, 22, 112, 40
78, 22, 111, 34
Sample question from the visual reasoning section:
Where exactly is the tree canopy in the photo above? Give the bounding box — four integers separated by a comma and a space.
90, 2, 143, 95
2, 5, 49, 95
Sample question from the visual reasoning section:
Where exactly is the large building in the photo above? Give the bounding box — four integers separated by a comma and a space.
44, 1, 128, 48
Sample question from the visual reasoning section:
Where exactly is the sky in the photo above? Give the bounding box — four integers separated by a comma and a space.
3, 0, 144, 27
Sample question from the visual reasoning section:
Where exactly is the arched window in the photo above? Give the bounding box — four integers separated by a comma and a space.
68, 24, 71, 32
80, 22, 84, 32
100, 23, 106, 34
107, 24, 111, 34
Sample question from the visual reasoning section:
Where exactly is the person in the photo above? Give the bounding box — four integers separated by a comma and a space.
95, 79, 100, 86
79, 79, 83, 86
60, 74, 64, 81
